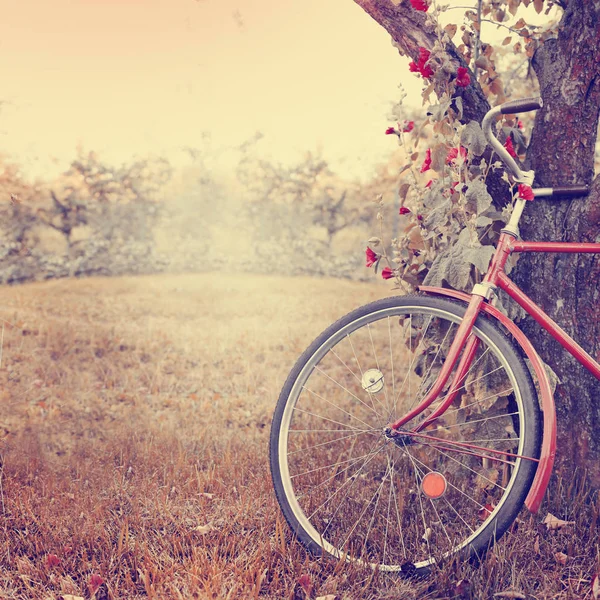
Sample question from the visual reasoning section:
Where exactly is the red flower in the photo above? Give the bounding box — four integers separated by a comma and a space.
89, 574, 105, 594
385, 126, 395, 135
518, 184, 535, 201
365, 247, 378, 267
381, 267, 394, 280
478, 502, 495, 521
399, 206, 411, 215
446, 146, 468, 165
517, 120, 524, 130
425, 179, 433, 188
45, 554, 61, 569
420, 148, 432, 173
456, 67, 470, 87
409, 47, 434, 79
401, 120, 415, 132
417, 214, 424, 221
504, 136, 517, 158
410, 0, 429, 11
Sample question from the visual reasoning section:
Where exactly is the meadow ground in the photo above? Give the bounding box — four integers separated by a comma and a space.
0, 272, 597, 599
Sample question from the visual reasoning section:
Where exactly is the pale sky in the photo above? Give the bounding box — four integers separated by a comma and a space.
0, 0, 424, 181
0, 0, 549, 181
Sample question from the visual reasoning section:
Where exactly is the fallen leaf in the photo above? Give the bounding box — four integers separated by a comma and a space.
478, 503, 495, 521
45, 554, 61, 568
200, 492, 214, 500
493, 591, 525, 599
455, 579, 471, 596
89, 574, 105, 593
422, 527, 432, 542
543, 513, 575, 530
592, 574, 599, 599
533, 536, 540, 554
554, 551, 568, 565
194, 524, 214, 535
298, 574, 312, 595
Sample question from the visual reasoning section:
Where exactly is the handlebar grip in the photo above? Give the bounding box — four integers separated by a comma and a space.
499, 97, 543, 114
551, 185, 590, 197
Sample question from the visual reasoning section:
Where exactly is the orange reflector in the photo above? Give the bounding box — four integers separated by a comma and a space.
421, 472, 447, 499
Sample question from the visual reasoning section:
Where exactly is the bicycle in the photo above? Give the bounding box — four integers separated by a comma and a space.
269, 97, 598, 574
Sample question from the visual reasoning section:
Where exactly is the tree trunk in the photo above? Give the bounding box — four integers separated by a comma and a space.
515, 0, 600, 482
353, 0, 600, 480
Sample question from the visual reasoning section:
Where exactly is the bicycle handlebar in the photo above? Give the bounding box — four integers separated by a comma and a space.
481, 104, 526, 182
499, 97, 543, 114
535, 185, 590, 198
482, 97, 543, 182
482, 98, 589, 198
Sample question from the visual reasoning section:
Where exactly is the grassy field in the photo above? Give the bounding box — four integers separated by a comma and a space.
0, 273, 597, 599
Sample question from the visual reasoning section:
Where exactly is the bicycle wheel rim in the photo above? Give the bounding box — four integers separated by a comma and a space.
275, 302, 534, 572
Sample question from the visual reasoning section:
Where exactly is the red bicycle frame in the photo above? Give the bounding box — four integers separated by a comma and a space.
387, 232, 600, 513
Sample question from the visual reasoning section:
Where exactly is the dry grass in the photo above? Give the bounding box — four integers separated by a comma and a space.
0, 272, 597, 599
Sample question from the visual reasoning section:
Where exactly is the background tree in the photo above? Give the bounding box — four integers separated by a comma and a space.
355, 0, 600, 480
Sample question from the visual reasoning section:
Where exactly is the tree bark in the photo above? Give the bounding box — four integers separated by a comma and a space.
516, 0, 600, 482
354, 0, 600, 480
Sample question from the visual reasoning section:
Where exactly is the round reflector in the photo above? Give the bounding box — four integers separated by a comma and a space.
421, 472, 447, 499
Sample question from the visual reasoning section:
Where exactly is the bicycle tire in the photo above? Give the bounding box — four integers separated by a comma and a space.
269, 294, 541, 573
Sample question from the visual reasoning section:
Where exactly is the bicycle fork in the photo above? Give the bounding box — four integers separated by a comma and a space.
386, 294, 484, 435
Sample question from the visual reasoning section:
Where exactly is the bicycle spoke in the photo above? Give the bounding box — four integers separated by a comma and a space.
440, 386, 514, 418
292, 406, 377, 432
339, 474, 389, 557
401, 444, 432, 561
382, 452, 394, 566
388, 317, 396, 422
300, 439, 387, 505
394, 314, 429, 409
424, 411, 520, 434
390, 458, 407, 559
329, 347, 363, 386
291, 448, 381, 480
359, 460, 392, 560
367, 322, 392, 416
407, 450, 486, 510
302, 385, 376, 429
407, 322, 456, 413
312, 441, 389, 524
312, 364, 385, 415
426, 361, 502, 415
289, 428, 379, 434
427, 444, 507, 491
410, 459, 454, 548
287, 430, 375, 456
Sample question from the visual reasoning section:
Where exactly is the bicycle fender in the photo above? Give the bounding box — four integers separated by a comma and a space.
418, 285, 556, 513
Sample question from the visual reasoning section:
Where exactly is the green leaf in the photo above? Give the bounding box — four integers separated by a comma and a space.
398, 183, 411, 201
465, 180, 493, 214
426, 100, 451, 122
430, 144, 448, 172
460, 121, 488, 156
423, 228, 495, 290
476, 215, 493, 227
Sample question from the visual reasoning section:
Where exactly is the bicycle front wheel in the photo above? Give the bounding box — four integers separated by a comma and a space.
269, 295, 541, 573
